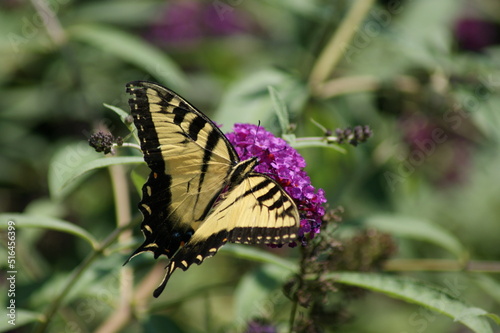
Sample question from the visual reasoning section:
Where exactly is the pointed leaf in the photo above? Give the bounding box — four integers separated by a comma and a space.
220, 244, 297, 272
215, 69, 307, 130
268, 85, 290, 134
365, 215, 466, 259
0, 213, 98, 249
130, 167, 147, 196
0, 309, 42, 332
473, 274, 500, 305
330, 272, 494, 333
68, 24, 187, 90
103, 103, 133, 128
103, 103, 139, 143
48, 142, 103, 199
234, 264, 289, 323
49, 141, 144, 199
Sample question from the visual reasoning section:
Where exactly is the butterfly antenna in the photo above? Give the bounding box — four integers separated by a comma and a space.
251, 120, 262, 145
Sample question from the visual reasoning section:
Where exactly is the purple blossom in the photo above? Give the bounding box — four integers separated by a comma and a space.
226, 124, 327, 245
454, 18, 500, 52
146, 1, 257, 46
244, 320, 277, 333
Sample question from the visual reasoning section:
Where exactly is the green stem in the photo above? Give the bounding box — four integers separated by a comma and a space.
315, 75, 420, 99
288, 300, 299, 333
289, 246, 308, 333
115, 142, 142, 151
93, 164, 134, 333
315, 75, 380, 99
34, 222, 133, 333
308, 0, 377, 88
30, 0, 66, 45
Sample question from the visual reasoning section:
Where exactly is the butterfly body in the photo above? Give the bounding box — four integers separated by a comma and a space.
125, 81, 299, 297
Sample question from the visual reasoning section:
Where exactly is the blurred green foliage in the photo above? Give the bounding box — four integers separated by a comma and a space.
1, 0, 500, 332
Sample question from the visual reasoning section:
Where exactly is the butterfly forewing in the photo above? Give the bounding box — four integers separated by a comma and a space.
126, 81, 239, 260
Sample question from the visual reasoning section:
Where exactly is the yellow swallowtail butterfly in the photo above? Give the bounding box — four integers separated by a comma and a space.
125, 81, 299, 297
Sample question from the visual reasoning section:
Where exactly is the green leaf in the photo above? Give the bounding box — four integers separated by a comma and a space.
485, 313, 500, 326
234, 264, 289, 323
473, 274, 500, 305
103, 103, 139, 143
130, 167, 147, 196
220, 244, 297, 272
215, 69, 307, 130
364, 215, 466, 259
142, 315, 185, 333
103, 103, 130, 125
330, 272, 494, 333
268, 86, 290, 134
49, 142, 144, 199
72, 1, 164, 26
0, 309, 42, 332
264, 0, 322, 17
0, 213, 98, 250
48, 142, 103, 200
68, 24, 187, 90
282, 133, 297, 145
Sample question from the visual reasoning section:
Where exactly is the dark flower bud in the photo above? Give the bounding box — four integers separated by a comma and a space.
88, 131, 115, 154
334, 125, 373, 146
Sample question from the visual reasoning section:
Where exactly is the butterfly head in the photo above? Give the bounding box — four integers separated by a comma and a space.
228, 157, 259, 185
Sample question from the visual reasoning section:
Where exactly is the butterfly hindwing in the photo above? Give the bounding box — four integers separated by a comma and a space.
126, 81, 239, 260
152, 174, 299, 297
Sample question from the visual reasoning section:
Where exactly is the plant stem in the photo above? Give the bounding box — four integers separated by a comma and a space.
309, 0, 377, 88
315, 75, 380, 98
94, 164, 134, 333
315, 75, 421, 99
34, 222, 133, 333
288, 300, 299, 333
115, 142, 142, 151
289, 246, 308, 333
30, 0, 66, 46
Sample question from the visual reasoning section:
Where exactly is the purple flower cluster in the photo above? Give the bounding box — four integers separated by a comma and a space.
147, 2, 256, 46
226, 124, 327, 244
244, 319, 277, 333
454, 18, 500, 53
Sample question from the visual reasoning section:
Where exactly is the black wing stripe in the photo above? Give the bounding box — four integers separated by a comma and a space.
188, 115, 207, 141
157, 89, 174, 104
173, 107, 188, 125
256, 183, 281, 203
241, 178, 272, 198
266, 195, 286, 211
216, 177, 275, 215
196, 128, 222, 214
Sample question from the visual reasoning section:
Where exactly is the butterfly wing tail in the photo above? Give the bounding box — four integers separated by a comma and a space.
153, 261, 178, 298
123, 250, 140, 266
152, 233, 229, 297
